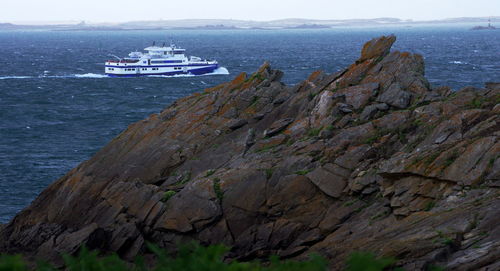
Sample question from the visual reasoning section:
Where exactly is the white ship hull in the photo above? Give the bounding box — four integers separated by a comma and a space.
104, 43, 219, 77
105, 62, 218, 77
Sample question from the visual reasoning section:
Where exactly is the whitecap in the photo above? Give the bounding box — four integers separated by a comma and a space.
0, 76, 33, 80
209, 67, 230, 75
72, 73, 109, 78
449, 61, 466, 65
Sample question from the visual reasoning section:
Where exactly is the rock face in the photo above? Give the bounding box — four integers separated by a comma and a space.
1, 36, 499, 270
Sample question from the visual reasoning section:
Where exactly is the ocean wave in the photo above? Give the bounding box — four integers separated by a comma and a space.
449, 61, 467, 65
0, 74, 109, 79
0, 76, 35, 80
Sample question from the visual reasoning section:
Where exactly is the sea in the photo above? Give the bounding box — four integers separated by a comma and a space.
0, 25, 499, 223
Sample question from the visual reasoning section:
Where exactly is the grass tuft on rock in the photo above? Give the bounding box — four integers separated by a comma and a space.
213, 178, 223, 201
161, 190, 177, 202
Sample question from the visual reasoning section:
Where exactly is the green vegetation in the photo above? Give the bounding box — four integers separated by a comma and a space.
286, 138, 296, 146
307, 126, 323, 138
423, 152, 440, 166
434, 231, 454, 246
488, 155, 497, 168
0, 243, 327, 271
345, 252, 399, 271
444, 149, 460, 167
467, 97, 487, 109
249, 96, 260, 108
211, 143, 220, 149
308, 92, 317, 101
424, 201, 436, 211
363, 128, 392, 145
213, 178, 223, 201
294, 169, 312, 175
245, 72, 265, 83
182, 172, 192, 184
205, 169, 216, 177
0, 243, 436, 271
343, 199, 358, 207
264, 168, 275, 180
255, 144, 279, 153
161, 190, 177, 202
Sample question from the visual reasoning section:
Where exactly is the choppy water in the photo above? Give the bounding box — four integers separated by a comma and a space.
0, 26, 499, 223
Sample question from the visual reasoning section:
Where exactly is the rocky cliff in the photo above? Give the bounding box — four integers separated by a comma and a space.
1, 35, 499, 270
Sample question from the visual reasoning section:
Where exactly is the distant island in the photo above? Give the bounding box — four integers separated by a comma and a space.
1, 16, 499, 31
471, 19, 497, 30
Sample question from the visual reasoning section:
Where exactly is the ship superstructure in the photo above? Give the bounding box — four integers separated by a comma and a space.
105, 43, 218, 77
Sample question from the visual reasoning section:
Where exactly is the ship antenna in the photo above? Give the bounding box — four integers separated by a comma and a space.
108, 54, 121, 61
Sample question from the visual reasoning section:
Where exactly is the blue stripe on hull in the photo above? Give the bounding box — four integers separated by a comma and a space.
106, 65, 218, 77
105, 63, 216, 68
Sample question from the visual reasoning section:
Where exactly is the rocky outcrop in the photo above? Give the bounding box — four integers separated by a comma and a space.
1, 36, 499, 270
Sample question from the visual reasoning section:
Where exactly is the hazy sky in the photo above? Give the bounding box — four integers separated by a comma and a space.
2, 0, 499, 23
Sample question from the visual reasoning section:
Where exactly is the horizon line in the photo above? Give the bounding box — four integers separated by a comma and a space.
3, 15, 499, 25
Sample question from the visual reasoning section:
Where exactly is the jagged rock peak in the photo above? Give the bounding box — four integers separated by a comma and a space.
359, 34, 396, 62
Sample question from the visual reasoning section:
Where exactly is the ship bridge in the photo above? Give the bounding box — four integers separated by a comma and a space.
144, 45, 186, 58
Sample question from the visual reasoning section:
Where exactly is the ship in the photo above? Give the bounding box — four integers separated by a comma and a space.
105, 42, 218, 77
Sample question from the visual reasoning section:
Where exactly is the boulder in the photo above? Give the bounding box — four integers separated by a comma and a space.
263, 118, 293, 137
306, 166, 347, 198
333, 83, 379, 109
376, 83, 413, 109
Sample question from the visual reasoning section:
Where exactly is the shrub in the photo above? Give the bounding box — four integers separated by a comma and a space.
346, 252, 397, 271
0, 243, 327, 271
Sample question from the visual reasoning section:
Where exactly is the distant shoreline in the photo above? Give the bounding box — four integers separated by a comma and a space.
1, 16, 499, 31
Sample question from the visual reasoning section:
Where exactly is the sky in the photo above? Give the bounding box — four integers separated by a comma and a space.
2, 0, 499, 24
